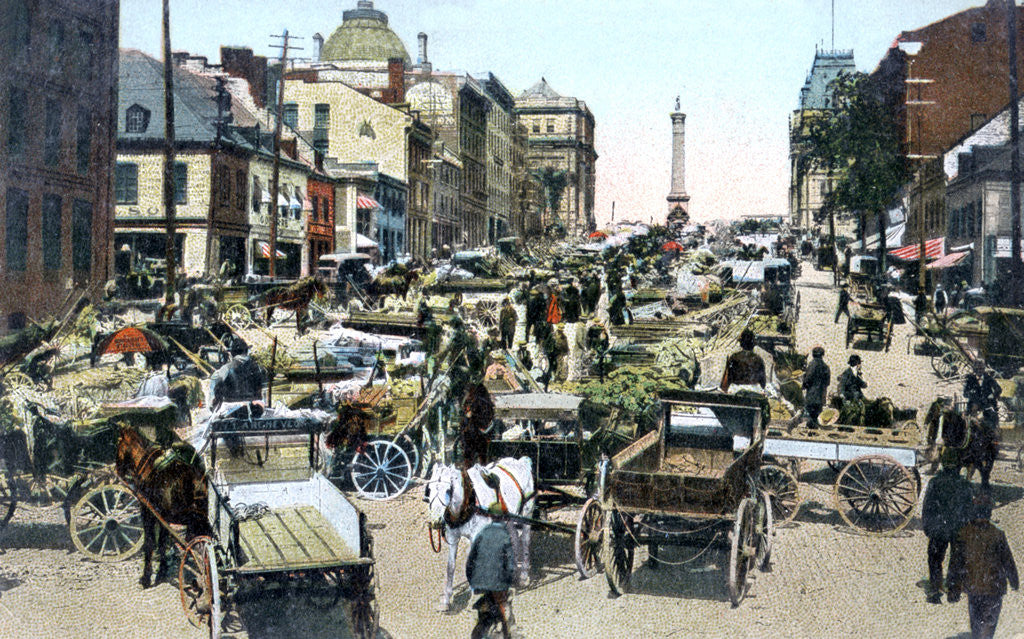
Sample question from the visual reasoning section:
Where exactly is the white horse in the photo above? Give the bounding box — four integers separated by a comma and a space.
423, 457, 536, 612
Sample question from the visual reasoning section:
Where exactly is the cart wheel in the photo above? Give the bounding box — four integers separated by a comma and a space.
223, 304, 252, 330
755, 464, 801, 526
0, 471, 16, 532
350, 439, 412, 501
179, 536, 222, 639
574, 498, 603, 579
833, 454, 917, 534
728, 497, 756, 606
755, 492, 774, 572
348, 564, 379, 639
3, 371, 36, 392
307, 568, 344, 609
69, 483, 145, 562
932, 351, 963, 380
396, 433, 420, 476
601, 510, 634, 596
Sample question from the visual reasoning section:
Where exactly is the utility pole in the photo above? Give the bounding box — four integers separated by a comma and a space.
267, 31, 302, 279
1008, 0, 1022, 304
901, 44, 935, 318
162, 0, 177, 306
206, 77, 232, 275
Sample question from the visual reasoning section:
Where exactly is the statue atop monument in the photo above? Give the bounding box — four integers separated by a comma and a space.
675, 95, 680, 111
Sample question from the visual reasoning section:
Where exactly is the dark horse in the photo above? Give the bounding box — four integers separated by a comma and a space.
116, 425, 211, 587
253, 276, 328, 334
924, 398, 998, 488
366, 266, 421, 301
459, 384, 495, 469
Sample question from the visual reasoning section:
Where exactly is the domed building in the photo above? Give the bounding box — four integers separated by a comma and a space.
319, 1, 410, 66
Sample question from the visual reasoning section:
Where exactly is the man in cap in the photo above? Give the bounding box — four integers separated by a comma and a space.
948, 493, 1018, 638
802, 346, 830, 426
838, 354, 867, 402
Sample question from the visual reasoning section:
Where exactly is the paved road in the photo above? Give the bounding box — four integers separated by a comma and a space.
2, 262, 1023, 638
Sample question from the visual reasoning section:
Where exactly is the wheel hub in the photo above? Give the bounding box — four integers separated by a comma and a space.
104, 518, 119, 532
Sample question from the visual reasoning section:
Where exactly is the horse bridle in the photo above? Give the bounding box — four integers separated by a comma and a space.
427, 470, 476, 531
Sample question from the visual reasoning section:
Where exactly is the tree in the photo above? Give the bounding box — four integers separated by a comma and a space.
531, 166, 568, 231
804, 72, 910, 269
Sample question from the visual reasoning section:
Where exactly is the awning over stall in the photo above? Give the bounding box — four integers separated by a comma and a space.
926, 251, 968, 269
889, 237, 944, 261
356, 195, 381, 210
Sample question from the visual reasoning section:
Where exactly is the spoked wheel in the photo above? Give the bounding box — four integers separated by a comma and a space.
223, 304, 252, 331
834, 454, 917, 535
728, 497, 757, 607
0, 471, 15, 532
601, 510, 634, 595
69, 483, 145, 562
3, 371, 37, 392
179, 536, 222, 639
350, 439, 413, 500
574, 497, 603, 578
931, 351, 962, 380
348, 564, 380, 639
307, 568, 344, 609
395, 432, 420, 476
755, 492, 774, 572
754, 464, 801, 526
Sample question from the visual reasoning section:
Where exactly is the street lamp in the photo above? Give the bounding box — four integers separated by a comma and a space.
898, 41, 936, 321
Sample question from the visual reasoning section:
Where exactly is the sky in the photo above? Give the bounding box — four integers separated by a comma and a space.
120, 0, 995, 227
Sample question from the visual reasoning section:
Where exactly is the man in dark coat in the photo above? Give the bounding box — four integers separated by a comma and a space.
838, 354, 867, 402
948, 494, 1019, 638
467, 520, 517, 639
581, 274, 601, 316
964, 360, 1002, 414
721, 329, 766, 392
922, 450, 974, 603
562, 279, 582, 323
608, 289, 628, 326
834, 285, 851, 324
209, 338, 265, 410
524, 286, 546, 342
802, 346, 830, 426
499, 298, 517, 350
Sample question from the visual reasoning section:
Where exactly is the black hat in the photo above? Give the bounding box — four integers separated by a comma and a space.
230, 337, 249, 356
812, 346, 825, 357
739, 328, 756, 350
848, 354, 861, 366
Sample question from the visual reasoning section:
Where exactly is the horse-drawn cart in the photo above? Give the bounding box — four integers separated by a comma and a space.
579, 389, 773, 605
167, 411, 379, 638
846, 303, 893, 350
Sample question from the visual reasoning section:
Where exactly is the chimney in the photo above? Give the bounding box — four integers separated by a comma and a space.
315, 150, 325, 173
312, 33, 324, 61
418, 33, 428, 64
387, 57, 405, 103
281, 138, 298, 160
221, 46, 269, 109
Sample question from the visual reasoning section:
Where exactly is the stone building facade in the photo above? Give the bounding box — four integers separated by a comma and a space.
0, 0, 119, 331
514, 78, 597, 235
478, 73, 515, 243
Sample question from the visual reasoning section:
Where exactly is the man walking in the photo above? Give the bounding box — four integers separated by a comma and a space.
948, 494, 1019, 638
922, 450, 974, 604
499, 298, 517, 350
467, 519, 518, 639
802, 346, 830, 426
834, 284, 851, 324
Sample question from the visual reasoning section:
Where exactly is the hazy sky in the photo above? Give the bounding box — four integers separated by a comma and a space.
120, 0, 994, 226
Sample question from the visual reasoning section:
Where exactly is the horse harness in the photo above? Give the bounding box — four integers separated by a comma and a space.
443, 470, 477, 529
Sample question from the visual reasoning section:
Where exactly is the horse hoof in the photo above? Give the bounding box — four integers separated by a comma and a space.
437, 598, 452, 613
138, 577, 152, 589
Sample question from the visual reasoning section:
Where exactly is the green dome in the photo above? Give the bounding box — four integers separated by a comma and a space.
321, 2, 411, 64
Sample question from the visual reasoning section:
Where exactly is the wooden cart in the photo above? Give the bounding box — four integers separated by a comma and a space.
846, 303, 893, 350
579, 390, 773, 605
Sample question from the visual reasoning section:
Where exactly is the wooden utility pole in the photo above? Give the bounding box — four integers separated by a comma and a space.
1008, 0, 1022, 304
162, 0, 177, 305
267, 31, 301, 279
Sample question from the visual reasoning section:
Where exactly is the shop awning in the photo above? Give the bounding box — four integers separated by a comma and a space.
258, 242, 286, 259
926, 251, 969, 269
356, 195, 381, 210
889, 237, 944, 261
355, 233, 378, 249
277, 193, 290, 207
260, 189, 271, 204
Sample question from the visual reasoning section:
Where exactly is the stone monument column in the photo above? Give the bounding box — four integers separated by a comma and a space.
667, 98, 690, 223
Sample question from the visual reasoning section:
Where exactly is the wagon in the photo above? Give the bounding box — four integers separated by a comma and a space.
578, 389, 773, 605
175, 412, 379, 638
846, 303, 893, 350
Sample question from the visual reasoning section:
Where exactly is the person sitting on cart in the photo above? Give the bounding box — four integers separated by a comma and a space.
964, 360, 1001, 424
209, 338, 266, 411
721, 329, 767, 393
838, 354, 867, 403
467, 519, 518, 639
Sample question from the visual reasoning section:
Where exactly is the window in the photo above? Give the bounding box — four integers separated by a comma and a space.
322, 197, 330, 222
235, 170, 247, 209
314, 104, 330, 130
216, 165, 230, 206
174, 162, 188, 204
125, 104, 150, 134
7, 88, 26, 157
42, 194, 62, 270
72, 199, 93, 273
970, 113, 987, 131
44, 99, 63, 166
282, 103, 298, 129
546, 119, 555, 133
532, 121, 539, 134
358, 120, 375, 139
48, 20, 64, 71
115, 163, 138, 204
78, 30, 95, 81
8, 3, 30, 54
971, 22, 986, 43
5, 189, 28, 272
76, 107, 91, 174
252, 176, 263, 213
311, 195, 319, 221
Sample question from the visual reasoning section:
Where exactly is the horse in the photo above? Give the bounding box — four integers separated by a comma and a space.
923, 398, 998, 487
366, 267, 421, 301
459, 384, 495, 469
423, 457, 535, 612
253, 276, 328, 333
115, 424, 211, 588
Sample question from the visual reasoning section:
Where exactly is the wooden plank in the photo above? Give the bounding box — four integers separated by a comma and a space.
236, 506, 356, 571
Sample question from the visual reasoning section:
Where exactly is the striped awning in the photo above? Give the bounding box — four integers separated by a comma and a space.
889, 237, 944, 261
356, 195, 381, 210
257, 242, 286, 259
926, 251, 968, 270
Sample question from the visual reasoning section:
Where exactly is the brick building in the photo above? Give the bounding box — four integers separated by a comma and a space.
0, 0, 119, 331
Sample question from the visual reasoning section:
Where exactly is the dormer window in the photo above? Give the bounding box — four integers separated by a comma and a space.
359, 120, 376, 139
126, 104, 150, 133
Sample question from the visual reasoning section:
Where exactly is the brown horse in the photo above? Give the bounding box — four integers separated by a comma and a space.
255, 276, 328, 333
367, 267, 421, 301
116, 425, 211, 588
924, 398, 998, 487
459, 384, 495, 469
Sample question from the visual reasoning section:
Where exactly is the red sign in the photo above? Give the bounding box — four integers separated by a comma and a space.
101, 327, 155, 355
